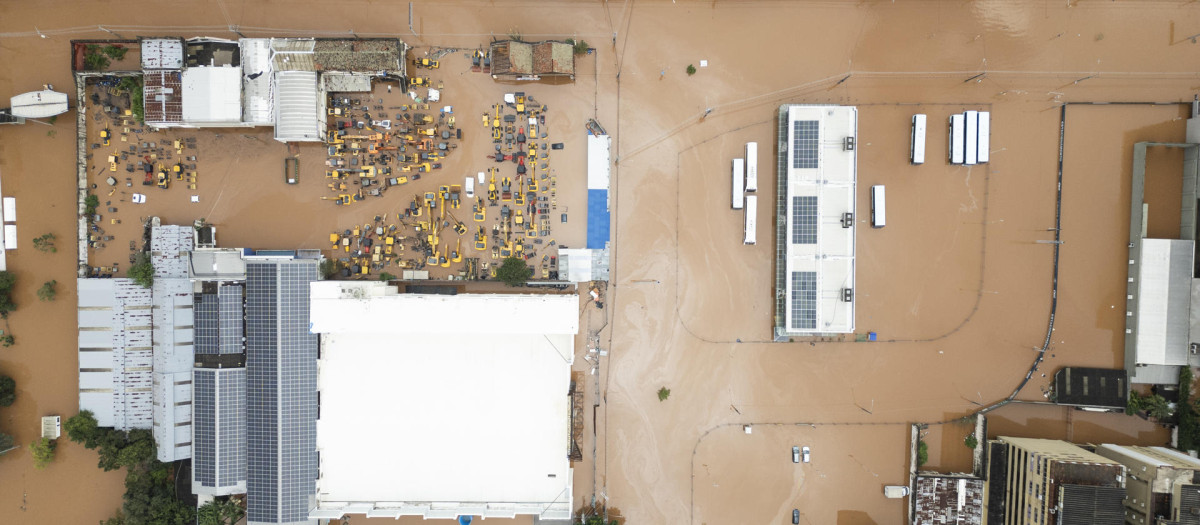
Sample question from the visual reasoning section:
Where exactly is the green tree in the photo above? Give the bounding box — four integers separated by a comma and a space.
0, 375, 14, 407
686, 64, 697, 76
65, 410, 102, 449
964, 434, 978, 449
1146, 394, 1174, 420
129, 253, 154, 288
101, 44, 128, 61
319, 258, 343, 280
37, 280, 57, 301
85, 194, 100, 216
32, 233, 56, 253
198, 498, 244, 525
0, 270, 16, 315
657, 386, 671, 401
496, 257, 532, 286
1, 335, 13, 347
379, 272, 397, 281
83, 46, 111, 71
0, 432, 15, 453
29, 437, 56, 469
917, 441, 929, 467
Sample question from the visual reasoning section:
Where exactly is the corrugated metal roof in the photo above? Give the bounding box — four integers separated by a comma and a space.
1059, 484, 1126, 525
9, 90, 68, 118
491, 41, 533, 75
240, 38, 274, 125
533, 41, 573, 75
312, 38, 403, 72
151, 225, 194, 278
77, 278, 155, 431
181, 67, 243, 123
914, 476, 984, 525
273, 70, 322, 142
320, 72, 372, 92
1135, 239, 1194, 366
141, 38, 184, 69
271, 38, 316, 71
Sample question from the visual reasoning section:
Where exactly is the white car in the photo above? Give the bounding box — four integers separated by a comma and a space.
792, 446, 800, 463
132, 193, 146, 204
802, 446, 811, 463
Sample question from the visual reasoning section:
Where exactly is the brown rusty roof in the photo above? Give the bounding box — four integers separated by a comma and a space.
490, 41, 533, 75
533, 42, 573, 75
144, 71, 183, 123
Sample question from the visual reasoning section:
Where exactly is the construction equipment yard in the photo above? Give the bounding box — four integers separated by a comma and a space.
79, 50, 587, 281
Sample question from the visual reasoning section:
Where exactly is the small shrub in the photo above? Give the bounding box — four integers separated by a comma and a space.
0, 375, 14, 406
37, 280, 56, 301
571, 39, 589, 56
496, 257, 531, 287
33, 233, 56, 253
101, 44, 127, 61
1, 335, 13, 347
30, 437, 56, 469
657, 387, 671, 402
379, 272, 396, 281
83, 45, 111, 71
686, 64, 697, 76
917, 441, 928, 467
964, 434, 978, 449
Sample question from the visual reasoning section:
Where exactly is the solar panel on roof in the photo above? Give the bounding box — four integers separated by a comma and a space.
193, 370, 216, 487
245, 261, 319, 523
792, 120, 819, 169
791, 271, 817, 330
218, 284, 244, 354
792, 196, 818, 244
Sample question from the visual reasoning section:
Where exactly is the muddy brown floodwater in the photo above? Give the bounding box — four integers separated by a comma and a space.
3, 1, 1200, 525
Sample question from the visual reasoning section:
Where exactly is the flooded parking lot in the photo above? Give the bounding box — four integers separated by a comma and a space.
3, 1, 1200, 524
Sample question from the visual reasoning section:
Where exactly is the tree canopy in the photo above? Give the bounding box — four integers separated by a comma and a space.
65, 410, 102, 448
496, 257, 532, 286
0, 375, 15, 407
129, 253, 154, 288
29, 437, 56, 469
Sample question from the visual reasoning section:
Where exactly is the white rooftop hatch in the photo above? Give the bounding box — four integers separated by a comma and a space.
141, 38, 184, 69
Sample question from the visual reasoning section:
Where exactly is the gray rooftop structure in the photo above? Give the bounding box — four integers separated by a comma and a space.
152, 223, 195, 278
141, 38, 185, 70
78, 278, 154, 430
152, 276, 195, 462
273, 71, 322, 143
312, 38, 404, 74
914, 474, 983, 525
246, 258, 320, 525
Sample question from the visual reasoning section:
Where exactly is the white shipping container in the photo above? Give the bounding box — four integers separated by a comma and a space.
745, 142, 758, 192
910, 114, 926, 165
732, 158, 745, 209
2, 197, 14, 222
978, 111, 991, 164
744, 195, 757, 244
871, 185, 886, 229
949, 114, 965, 164
3, 225, 15, 250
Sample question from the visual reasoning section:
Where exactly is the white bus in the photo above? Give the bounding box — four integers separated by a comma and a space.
732, 158, 745, 209
948, 114, 965, 164
745, 142, 758, 192
744, 195, 757, 244
870, 185, 886, 228
965, 110, 979, 165
978, 111, 991, 164
910, 114, 927, 165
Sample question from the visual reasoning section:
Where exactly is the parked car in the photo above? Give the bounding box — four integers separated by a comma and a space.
802, 446, 811, 463
792, 446, 800, 463
792, 509, 800, 524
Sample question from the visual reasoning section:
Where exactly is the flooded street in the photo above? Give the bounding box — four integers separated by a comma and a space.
2, 1, 1200, 524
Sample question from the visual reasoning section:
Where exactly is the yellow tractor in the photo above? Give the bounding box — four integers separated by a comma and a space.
100, 128, 112, 146
417, 57, 439, 69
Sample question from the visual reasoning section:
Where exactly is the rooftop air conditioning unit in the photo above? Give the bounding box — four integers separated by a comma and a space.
841, 212, 853, 228
844, 136, 855, 151
841, 288, 853, 302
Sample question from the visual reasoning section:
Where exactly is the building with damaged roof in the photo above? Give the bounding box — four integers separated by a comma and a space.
489, 40, 575, 80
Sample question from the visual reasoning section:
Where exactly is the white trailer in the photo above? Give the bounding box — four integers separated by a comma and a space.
910, 114, 926, 165
732, 158, 745, 209
949, 114, 965, 164
871, 185, 886, 228
745, 142, 758, 192
744, 195, 757, 244
965, 110, 979, 165
978, 111, 991, 163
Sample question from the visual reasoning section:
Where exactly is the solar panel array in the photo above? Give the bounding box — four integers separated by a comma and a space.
792, 120, 819, 169
791, 271, 817, 330
193, 370, 216, 487
219, 284, 245, 354
246, 260, 319, 524
194, 292, 220, 355
193, 369, 247, 492
792, 196, 818, 244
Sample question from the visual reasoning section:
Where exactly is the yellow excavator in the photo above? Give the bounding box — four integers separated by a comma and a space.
473, 197, 486, 222
451, 239, 462, 263
474, 227, 487, 251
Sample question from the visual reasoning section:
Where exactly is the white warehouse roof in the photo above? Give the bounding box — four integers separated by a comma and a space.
273, 70, 322, 142
1134, 239, 1193, 367
310, 282, 575, 521
141, 38, 184, 69
181, 67, 243, 123
777, 105, 857, 335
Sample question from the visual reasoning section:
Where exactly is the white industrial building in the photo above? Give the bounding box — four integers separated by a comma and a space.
308, 282, 576, 521
774, 105, 857, 338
